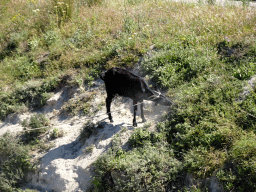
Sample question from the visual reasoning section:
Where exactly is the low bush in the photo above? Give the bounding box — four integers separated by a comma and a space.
50, 128, 64, 139
62, 91, 97, 116
128, 128, 164, 147
0, 75, 63, 120
0, 133, 33, 191
141, 44, 216, 88
184, 146, 226, 178
93, 142, 182, 192
21, 114, 50, 144
216, 133, 256, 191
79, 121, 97, 143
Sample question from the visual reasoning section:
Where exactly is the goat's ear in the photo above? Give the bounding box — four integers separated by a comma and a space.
139, 79, 146, 93
113, 68, 117, 75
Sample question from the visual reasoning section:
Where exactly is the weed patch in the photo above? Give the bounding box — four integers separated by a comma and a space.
93, 141, 182, 192
128, 128, 164, 147
184, 146, 226, 178
141, 44, 216, 88
79, 121, 105, 144
63, 91, 97, 116
21, 114, 50, 145
0, 74, 64, 120
236, 90, 256, 131
0, 133, 33, 191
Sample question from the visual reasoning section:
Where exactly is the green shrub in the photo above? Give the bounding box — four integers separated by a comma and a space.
184, 146, 226, 178
29, 114, 49, 128
141, 44, 215, 88
233, 62, 256, 80
128, 128, 165, 147
84, 144, 95, 153
217, 158, 256, 191
50, 128, 64, 139
116, 144, 181, 191
0, 132, 33, 191
216, 133, 256, 191
93, 142, 182, 192
0, 76, 61, 120
128, 128, 151, 147
79, 121, 97, 143
236, 91, 256, 130
231, 133, 256, 162
216, 168, 236, 191
21, 114, 50, 144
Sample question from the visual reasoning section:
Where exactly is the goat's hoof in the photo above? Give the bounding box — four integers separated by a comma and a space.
142, 118, 146, 123
133, 123, 137, 127
110, 119, 113, 123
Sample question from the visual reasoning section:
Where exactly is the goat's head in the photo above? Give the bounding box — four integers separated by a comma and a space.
150, 91, 172, 106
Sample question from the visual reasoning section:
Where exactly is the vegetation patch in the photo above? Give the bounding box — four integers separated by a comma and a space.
21, 113, 50, 148
50, 128, 64, 139
0, 133, 33, 191
141, 44, 216, 88
79, 121, 105, 144
184, 146, 226, 178
93, 140, 182, 192
0, 76, 62, 120
217, 40, 256, 80
62, 91, 97, 116
128, 127, 164, 147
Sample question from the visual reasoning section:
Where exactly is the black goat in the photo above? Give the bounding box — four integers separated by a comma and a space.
100, 67, 172, 127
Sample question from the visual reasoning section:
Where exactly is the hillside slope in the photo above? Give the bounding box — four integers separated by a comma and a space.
0, 76, 169, 191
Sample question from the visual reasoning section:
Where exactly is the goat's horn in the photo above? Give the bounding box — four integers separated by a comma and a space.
153, 90, 161, 96
149, 94, 158, 100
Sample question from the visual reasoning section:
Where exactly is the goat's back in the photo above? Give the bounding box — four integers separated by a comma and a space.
101, 67, 151, 99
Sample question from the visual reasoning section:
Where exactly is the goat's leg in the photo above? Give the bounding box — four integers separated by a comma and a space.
133, 100, 138, 127
106, 96, 113, 123
140, 102, 146, 123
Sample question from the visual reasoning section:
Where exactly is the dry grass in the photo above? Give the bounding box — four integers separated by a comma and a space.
1, 2, 256, 85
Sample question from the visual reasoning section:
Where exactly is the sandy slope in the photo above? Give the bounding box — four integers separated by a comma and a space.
0, 77, 170, 192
